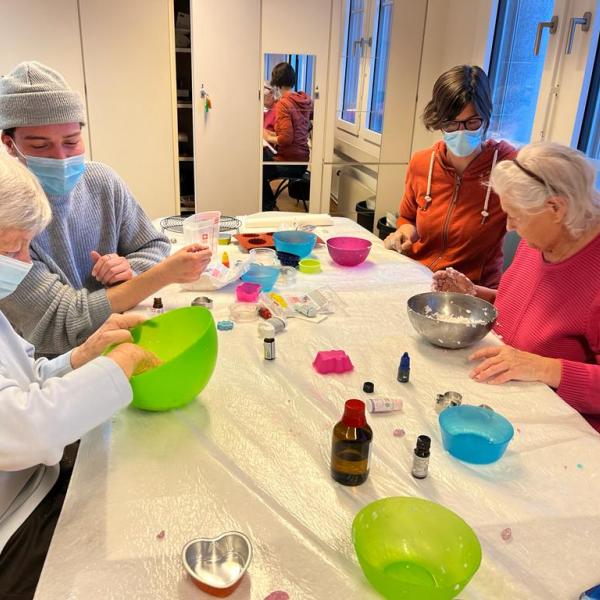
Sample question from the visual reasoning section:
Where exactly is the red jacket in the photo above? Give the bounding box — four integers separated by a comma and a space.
397, 139, 517, 287
274, 91, 312, 162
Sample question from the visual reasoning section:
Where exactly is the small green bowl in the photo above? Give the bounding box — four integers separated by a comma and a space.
298, 258, 321, 274
352, 497, 482, 600
128, 307, 218, 411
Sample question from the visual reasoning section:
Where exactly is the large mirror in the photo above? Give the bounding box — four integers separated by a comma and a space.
261, 53, 316, 212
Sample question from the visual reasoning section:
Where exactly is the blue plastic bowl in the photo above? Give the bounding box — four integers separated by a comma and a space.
439, 405, 514, 464
272, 231, 316, 259
240, 263, 279, 292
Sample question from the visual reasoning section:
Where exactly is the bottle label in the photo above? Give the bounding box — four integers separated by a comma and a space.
264, 341, 276, 360
330, 438, 371, 485
412, 455, 429, 479
368, 397, 403, 413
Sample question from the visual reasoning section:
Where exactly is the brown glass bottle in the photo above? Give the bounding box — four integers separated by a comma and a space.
330, 399, 373, 486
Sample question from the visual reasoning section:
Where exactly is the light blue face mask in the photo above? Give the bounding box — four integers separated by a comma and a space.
443, 127, 484, 158
0, 254, 32, 299
13, 143, 86, 196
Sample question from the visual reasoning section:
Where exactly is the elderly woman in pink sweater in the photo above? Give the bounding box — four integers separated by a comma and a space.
433, 142, 600, 432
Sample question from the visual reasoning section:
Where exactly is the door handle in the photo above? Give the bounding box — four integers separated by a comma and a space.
565, 11, 592, 54
533, 15, 558, 56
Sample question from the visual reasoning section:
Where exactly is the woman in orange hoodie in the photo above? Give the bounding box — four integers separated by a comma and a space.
384, 65, 516, 288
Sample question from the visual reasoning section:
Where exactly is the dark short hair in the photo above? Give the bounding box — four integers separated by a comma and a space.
422, 65, 492, 132
270, 62, 296, 88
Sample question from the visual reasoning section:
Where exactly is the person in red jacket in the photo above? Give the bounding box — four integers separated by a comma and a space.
432, 142, 600, 433
384, 65, 516, 288
262, 62, 312, 211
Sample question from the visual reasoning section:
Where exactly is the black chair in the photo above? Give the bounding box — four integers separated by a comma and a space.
273, 171, 311, 212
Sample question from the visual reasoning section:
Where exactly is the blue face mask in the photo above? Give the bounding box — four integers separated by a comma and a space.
442, 127, 484, 158
0, 254, 32, 299
13, 144, 86, 196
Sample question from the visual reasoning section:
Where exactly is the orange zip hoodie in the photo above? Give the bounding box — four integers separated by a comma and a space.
397, 139, 516, 288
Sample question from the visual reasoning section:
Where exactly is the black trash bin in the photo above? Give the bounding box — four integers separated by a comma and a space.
355, 200, 375, 231
377, 216, 396, 240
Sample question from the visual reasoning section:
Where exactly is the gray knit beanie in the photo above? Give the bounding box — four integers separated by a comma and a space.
0, 61, 86, 130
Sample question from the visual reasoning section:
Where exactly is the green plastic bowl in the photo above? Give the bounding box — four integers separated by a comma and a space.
128, 307, 218, 411
352, 497, 482, 600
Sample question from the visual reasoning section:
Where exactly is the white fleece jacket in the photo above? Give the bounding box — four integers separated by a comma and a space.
0, 311, 132, 552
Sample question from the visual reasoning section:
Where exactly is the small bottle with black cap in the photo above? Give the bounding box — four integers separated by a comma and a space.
363, 381, 374, 394
151, 297, 164, 314
263, 337, 276, 360
412, 435, 431, 479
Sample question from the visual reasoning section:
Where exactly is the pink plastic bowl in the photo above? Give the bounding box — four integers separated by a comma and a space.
327, 237, 372, 267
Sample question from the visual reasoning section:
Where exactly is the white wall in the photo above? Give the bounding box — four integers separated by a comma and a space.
192, 0, 261, 216
0, 0, 91, 154
79, 0, 178, 219
411, 0, 496, 152
0, 0, 178, 219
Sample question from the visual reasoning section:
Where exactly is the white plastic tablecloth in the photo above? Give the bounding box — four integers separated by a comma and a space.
35, 218, 600, 600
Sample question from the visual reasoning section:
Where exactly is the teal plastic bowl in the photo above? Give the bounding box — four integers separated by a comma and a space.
272, 230, 316, 258
128, 307, 218, 411
439, 405, 514, 464
240, 263, 279, 292
352, 497, 482, 600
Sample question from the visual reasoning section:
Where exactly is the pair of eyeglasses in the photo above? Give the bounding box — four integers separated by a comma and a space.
441, 117, 484, 133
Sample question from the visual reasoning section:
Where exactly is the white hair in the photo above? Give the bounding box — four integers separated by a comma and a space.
0, 152, 51, 233
491, 142, 600, 236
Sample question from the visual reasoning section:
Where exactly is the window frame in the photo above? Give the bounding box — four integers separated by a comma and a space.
337, 0, 366, 136
336, 0, 391, 147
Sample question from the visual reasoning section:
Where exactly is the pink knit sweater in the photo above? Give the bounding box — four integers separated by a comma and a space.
494, 235, 600, 432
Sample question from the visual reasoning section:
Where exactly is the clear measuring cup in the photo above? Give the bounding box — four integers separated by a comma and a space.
183, 211, 221, 260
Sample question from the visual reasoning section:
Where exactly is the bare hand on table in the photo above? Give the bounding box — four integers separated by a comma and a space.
469, 345, 561, 388
384, 223, 417, 254
432, 267, 476, 295
91, 251, 133, 286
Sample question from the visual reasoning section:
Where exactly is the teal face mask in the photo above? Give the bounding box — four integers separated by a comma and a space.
0, 254, 32, 299
13, 143, 86, 196
442, 127, 484, 158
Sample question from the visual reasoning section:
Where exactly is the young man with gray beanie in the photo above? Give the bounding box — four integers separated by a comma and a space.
0, 61, 172, 356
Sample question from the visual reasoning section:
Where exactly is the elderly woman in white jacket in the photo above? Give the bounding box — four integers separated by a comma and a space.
0, 154, 210, 599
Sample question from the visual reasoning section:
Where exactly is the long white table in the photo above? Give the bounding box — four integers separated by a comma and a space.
35, 217, 600, 600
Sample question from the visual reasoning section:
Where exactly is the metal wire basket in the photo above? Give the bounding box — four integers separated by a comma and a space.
160, 215, 242, 234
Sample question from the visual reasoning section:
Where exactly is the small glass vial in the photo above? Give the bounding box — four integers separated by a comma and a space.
397, 352, 410, 383
412, 435, 431, 479
151, 297, 164, 314
330, 400, 373, 486
263, 337, 276, 360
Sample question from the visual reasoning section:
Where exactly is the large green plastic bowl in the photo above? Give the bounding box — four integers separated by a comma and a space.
128, 307, 218, 411
352, 497, 482, 600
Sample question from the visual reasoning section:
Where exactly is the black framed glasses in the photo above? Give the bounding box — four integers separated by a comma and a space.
441, 117, 484, 133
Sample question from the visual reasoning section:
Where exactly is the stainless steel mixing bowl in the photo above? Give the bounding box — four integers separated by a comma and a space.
407, 292, 497, 349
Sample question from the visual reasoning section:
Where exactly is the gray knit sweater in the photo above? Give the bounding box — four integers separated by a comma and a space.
0, 162, 170, 355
